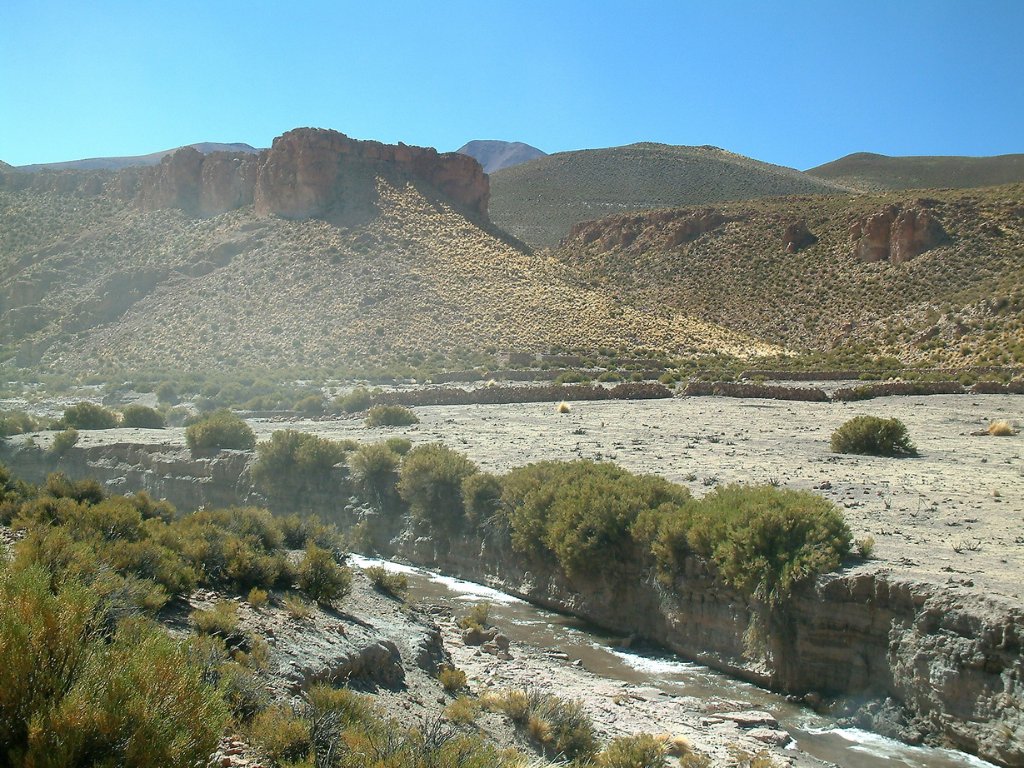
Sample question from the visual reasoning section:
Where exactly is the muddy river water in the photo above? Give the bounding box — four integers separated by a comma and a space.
351, 555, 998, 768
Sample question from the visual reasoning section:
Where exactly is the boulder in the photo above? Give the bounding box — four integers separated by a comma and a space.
782, 219, 818, 252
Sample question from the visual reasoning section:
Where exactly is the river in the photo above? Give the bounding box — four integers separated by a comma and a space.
350, 555, 999, 768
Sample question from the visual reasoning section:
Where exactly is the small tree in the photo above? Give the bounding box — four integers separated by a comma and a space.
297, 544, 351, 604
398, 444, 477, 531
185, 410, 255, 450
365, 405, 419, 427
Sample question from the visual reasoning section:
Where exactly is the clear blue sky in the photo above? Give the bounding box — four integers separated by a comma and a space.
2, 1, 1022, 169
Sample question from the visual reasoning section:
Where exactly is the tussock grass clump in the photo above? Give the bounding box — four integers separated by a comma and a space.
457, 602, 491, 632
494, 688, 597, 762
556, 400, 571, 413
597, 734, 667, 768
364, 565, 409, 598
366, 404, 420, 427
445, 694, 481, 724
988, 420, 1016, 436
191, 600, 240, 637
830, 415, 917, 457
185, 409, 256, 450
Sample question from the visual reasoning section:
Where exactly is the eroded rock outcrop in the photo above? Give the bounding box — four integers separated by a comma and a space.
850, 203, 949, 263
137, 147, 258, 216
253, 128, 488, 221
565, 208, 731, 252
783, 219, 818, 252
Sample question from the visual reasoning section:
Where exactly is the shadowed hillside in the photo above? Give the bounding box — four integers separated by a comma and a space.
456, 140, 546, 173
807, 152, 1024, 191
488, 143, 851, 248
554, 185, 1024, 368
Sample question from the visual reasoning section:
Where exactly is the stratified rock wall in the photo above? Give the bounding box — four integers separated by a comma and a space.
850, 202, 949, 263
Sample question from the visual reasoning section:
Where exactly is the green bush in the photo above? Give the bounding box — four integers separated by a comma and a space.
348, 443, 401, 508
250, 705, 311, 764
438, 664, 468, 693
335, 387, 374, 413
462, 472, 502, 525
830, 415, 917, 457
252, 430, 351, 497
0, 409, 40, 437
398, 444, 478, 531
191, 600, 240, 637
120, 404, 166, 429
365, 405, 419, 427
648, 485, 851, 605
293, 394, 325, 416
297, 544, 351, 604
49, 427, 79, 455
58, 401, 119, 430
364, 565, 409, 598
500, 461, 689, 576
185, 409, 256, 450
384, 436, 413, 455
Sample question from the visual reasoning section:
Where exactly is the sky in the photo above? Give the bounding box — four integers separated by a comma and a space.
2, 1, 1022, 170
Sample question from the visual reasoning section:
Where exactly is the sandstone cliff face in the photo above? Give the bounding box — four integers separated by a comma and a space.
850, 202, 949, 263
136, 147, 258, 216
253, 128, 488, 220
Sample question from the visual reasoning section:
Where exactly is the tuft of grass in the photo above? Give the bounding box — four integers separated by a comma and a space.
364, 565, 409, 598
556, 401, 571, 414
283, 593, 311, 620
190, 600, 240, 637
444, 695, 481, 725
854, 536, 876, 559
457, 602, 491, 632
988, 420, 1016, 436
247, 586, 269, 608
597, 734, 667, 768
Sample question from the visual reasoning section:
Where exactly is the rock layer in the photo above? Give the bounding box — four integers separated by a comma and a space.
850, 202, 949, 263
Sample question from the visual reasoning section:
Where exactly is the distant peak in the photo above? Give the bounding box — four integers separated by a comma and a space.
456, 140, 546, 174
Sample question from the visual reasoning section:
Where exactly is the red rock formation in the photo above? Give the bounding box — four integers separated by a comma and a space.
199, 153, 258, 215
565, 208, 730, 252
782, 220, 818, 253
137, 148, 257, 216
136, 146, 204, 213
253, 128, 489, 220
850, 203, 948, 263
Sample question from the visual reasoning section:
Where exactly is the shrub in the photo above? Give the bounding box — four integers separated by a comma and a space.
500, 689, 597, 762
384, 436, 413, 455
348, 443, 401, 509
830, 415, 917, 457
58, 401, 119, 430
250, 705, 311, 764
0, 410, 40, 437
335, 387, 373, 413
501, 461, 689, 576
297, 544, 351, 604
252, 430, 351, 497
438, 664, 468, 693
457, 602, 490, 632
650, 485, 851, 605
462, 472, 502, 526
294, 394, 325, 416
155, 381, 180, 405
365, 405, 419, 427
556, 401, 571, 413
283, 593, 311, 620
0, 566, 226, 767
248, 586, 269, 607
598, 734, 667, 768
185, 409, 256, 450
445, 695, 481, 724
988, 420, 1016, 436
365, 565, 409, 598
120, 404, 166, 429
49, 427, 79, 455
398, 444, 478, 531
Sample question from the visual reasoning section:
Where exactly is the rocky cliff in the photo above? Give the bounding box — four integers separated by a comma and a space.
3, 439, 1021, 766
849, 201, 949, 263
1, 128, 490, 222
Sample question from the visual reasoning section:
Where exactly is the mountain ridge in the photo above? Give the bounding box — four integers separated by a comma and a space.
456, 140, 546, 174
15, 142, 262, 172
807, 151, 1024, 191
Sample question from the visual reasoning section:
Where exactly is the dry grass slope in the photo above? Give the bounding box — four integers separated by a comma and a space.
0, 181, 774, 375
554, 185, 1024, 367
489, 143, 850, 248
807, 152, 1024, 192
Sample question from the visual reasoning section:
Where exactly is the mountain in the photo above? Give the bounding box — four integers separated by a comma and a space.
552, 185, 1024, 368
456, 140, 546, 174
16, 142, 261, 172
487, 143, 851, 249
807, 152, 1024, 191
0, 128, 771, 375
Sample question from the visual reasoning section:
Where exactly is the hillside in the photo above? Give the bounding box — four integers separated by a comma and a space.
0, 130, 773, 376
16, 142, 261, 172
456, 140, 546, 173
807, 152, 1024, 191
488, 143, 851, 248
553, 185, 1024, 368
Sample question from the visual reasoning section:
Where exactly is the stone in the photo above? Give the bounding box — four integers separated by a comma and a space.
717, 710, 779, 729
748, 727, 792, 746
782, 219, 818, 252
